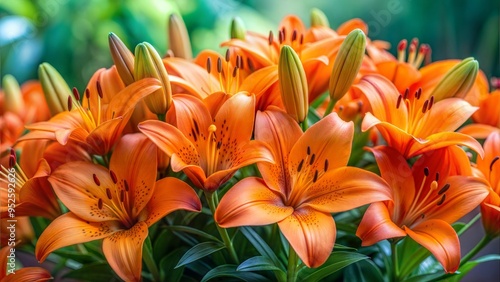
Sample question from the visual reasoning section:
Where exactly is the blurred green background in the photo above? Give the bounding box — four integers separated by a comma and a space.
0, 0, 498, 91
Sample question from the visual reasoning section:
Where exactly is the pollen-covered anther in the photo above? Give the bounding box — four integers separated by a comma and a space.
97, 198, 103, 209
124, 180, 130, 192
438, 183, 450, 195
106, 188, 113, 200
93, 174, 101, 186
396, 95, 403, 109
109, 170, 118, 184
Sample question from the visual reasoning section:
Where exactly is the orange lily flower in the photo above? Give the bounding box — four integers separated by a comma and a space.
460, 89, 500, 139
35, 134, 201, 281
0, 246, 51, 282
356, 74, 483, 159
139, 92, 274, 192
214, 110, 392, 267
18, 67, 161, 155
475, 132, 500, 237
356, 146, 490, 273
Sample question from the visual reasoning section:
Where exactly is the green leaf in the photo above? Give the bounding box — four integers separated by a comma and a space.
63, 262, 119, 282
175, 241, 225, 268
159, 248, 188, 282
53, 249, 103, 264
443, 254, 500, 282
299, 251, 368, 282
398, 236, 432, 277
201, 265, 269, 282
343, 259, 384, 282
237, 256, 283, 272
167, 225, 221, 243
240, 227, 284, 270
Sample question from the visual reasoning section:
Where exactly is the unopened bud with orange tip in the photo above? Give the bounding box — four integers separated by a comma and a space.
168, 14, 192, 60
430, 57, 478, 101
328, 28, 366, 104
108, 32, 135, 86
310, 8, 330, 27
278, 45, 308, 123
134, 42, 172, 116
2, 74, 24, 116
230, 17, 246, 40
38, 63, 75, 115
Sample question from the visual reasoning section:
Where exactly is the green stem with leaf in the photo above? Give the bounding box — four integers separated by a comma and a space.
143, 236, 161, 281
286, 245, 299, 282
390, 240, 400, 282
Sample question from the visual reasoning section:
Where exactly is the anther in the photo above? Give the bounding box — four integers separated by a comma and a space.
424, 167, 429, 176
403, 88, 409, 100
309, 154, 316, 165
422, 99, 429, 113
490, 156, 499, 171
85, 88, 90, 99
428, 96, 434, 110
96, 80, 104, 99
297, 159, 304, 172
307, 146, 311, 155
438, 183, 450, 195
396, 95, 403, 109
98, 198, 103, 209
225, 49, 230, 62
278, 30, 284, 44
109, 170, 118, 184
299, 34, 304, 45
313, 170, 318, 183
193, 119, 200, 135
268, 31, 274, 45
93, 174, 101, 186
206, 57, 212, 73
232, 66, 238, 78
324, 159, 329, 171
435, 172, 440, 181
124, 180, 129, 192
217, 57, 222, 73
9, 149, 15, 168
106, 188, 112, 200
72, 87, 80, 101
120, 190, 125, 202
397, 39, 407, 52
417, 88, 422, 99
437, 194, 446, 206
67, 96, 73, 111
291, 29, 297, 42
247, 58, 254, 72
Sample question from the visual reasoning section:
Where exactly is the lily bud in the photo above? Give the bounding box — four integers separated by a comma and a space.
168, 14, 192, 60
134, 42, 172, 115
2, 74, 24, 115
38, 63, 74, 115
230, 17, 246, 40
430, 57, 478, 101
278, 45, 308, 123
108, 32, 135, 86
329, 28, 366, 102
310, 8, 330, 27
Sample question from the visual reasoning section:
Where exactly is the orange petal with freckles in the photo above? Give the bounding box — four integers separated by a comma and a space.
477, 132, 500, 191
404, 219, 460, 273
213, 92, 255, 144
356, 202, 406, 246
215, 177, 293, 227
104, 77, 161, 120
204, 140, 274, 192
110, 134, 157, 217
102, 221, 148, 282
278, 15, 306, 43
221, 36, 275, 68
49, 161, 119, 222
144, 177, 201, 226
289, 112, 353, 191
376, 61, 421, 93
83, 67, 126, 120
301, 167, 392, 213
36, 212, 118, 262
138, 120, 200, 167
278, 206, 335, 268
255, 109, 302, 196
203, 91, 230, 118
164, 56, 218, 98
168, 94, 212, 142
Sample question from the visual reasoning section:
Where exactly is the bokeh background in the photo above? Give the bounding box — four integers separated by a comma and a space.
0, 0, 499, 280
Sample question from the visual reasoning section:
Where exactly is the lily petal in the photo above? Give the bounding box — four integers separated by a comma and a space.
2, 267, 52, 282
255, 109, 302, 196
459, 124, 500, 139
110, 134, 157, 218
36, 212, 118, 262
408, 131, 484, 159
278, 206, 335, 268
376, 61, 421, 93
356, 202, 406, 246
102, 221, 148, 282
215, 177, 293, 228
301, 167, 392, 213
405, 219, 460, 273
144, 177, 201, 226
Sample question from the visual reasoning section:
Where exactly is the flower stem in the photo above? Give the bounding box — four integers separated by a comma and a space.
323, 98, 337, 117
300, 118, 308, 131
457, 213, 481, 236
460, 234, 493, 266
390, 240, 400, 282
204, 191, 239, 264
143, 237, 161, 281
286, 245, 299, 282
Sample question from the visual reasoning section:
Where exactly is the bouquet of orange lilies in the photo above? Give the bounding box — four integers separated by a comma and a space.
1, 8, 499, 282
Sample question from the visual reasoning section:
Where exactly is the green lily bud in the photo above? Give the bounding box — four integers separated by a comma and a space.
38, 63, 74, 115
278, 45, 309, 123
2, 74, 24, 115
108, 32, 135, 86
230, 17, 246, 40
134, 42, 172, 115
310, 8, 330, 27
430, 57, 478, 101
328, 28, 366, 103
168, 14, 192, 60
